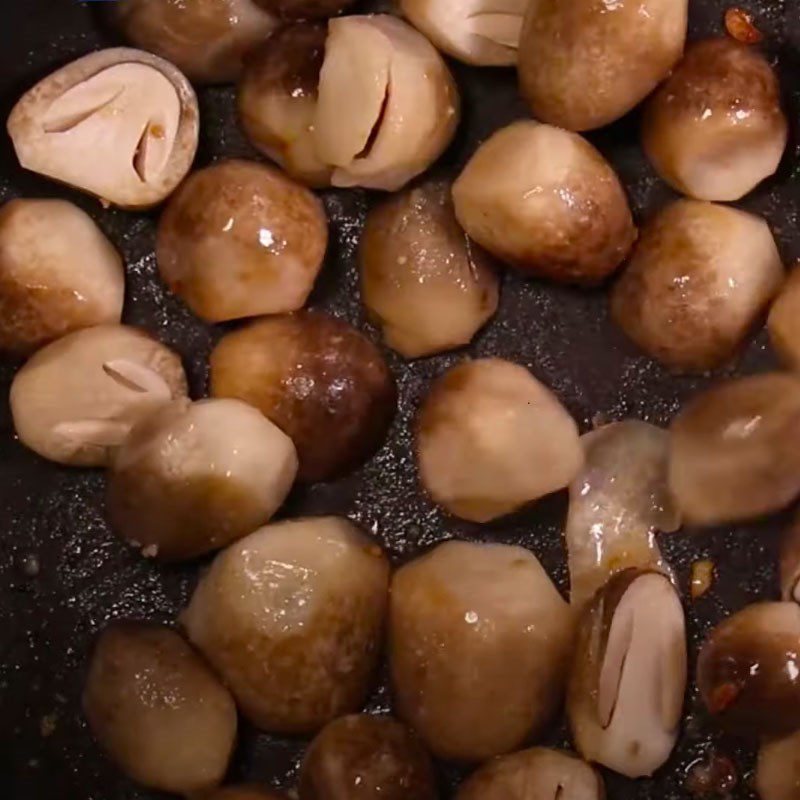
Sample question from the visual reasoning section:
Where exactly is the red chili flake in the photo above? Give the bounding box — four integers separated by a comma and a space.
685, 752, 738, 797
724, 8, 763, 43
708, 681, 742, 713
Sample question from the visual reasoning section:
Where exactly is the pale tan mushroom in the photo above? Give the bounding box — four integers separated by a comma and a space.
10, 325, 187, 466
0, 198, 124, 355
568, 569, 687, 778
416, 358, 583, 522
390, 540, 574, 761
566, 421, 680, 609
399, 0, 526, 66
314, 15, 460, 191
8, 48, 199, 209
768, 268, 800, 371
757, 730, 800, 800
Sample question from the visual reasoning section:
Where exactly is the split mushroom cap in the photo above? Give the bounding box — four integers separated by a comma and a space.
112, 0, 278, 84
399, 0, 526, 66
456, 747, 605, 800
238, 24, 331, 187
566, 421, 680, 609
390, 540, 574, 761
642, 37, 787, 202
10, 324, 187, 467
611, 199, 783, 373
210, 311, 396, 483
8, 48, 199, 209
157, 159, 328, 322
568, 569, 687, 778
697, 602, 800, 737
107, 398, 298, 561
768, 268, 800, 371
181, 517, 390, 734
0, 198, 124, 355
668, 372, 800, 526
518, 0, 687, 131
757, 729, 800, 800
359, 179, 500, 358
314, 15, 460, 191
298, 714, 438, 800
83, 622, 237, 795
452, 121, 636, 284
415, 358, 582, 522
251, 0, 356, 20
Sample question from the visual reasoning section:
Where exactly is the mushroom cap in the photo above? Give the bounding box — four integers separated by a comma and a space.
8, 48, 199, 209
10, 324, 188, 467
415, 358, 582, 522
642, 37, 787, 202
452, 121, 636, 284
107, 398, 298, 561
390, 540, 574, 761
181, 517, 390, 733
611, 199, 783, 373
0, 198, 124, 355
359, 179, 500, 358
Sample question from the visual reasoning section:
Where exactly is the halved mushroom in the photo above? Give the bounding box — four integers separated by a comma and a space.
399, 0, 526, 66
210, 311, 396, 482
359, 180, 500, 358
768, 268, 800, 371
456, 747, 604, 800
756, 730, 800, 800
415, 358, 582, 522
697, 602, 800, 737
107, 398, 298, 561
390, 540, 574, 761
251, 0, 355, 20
611, 200, 784, 373
112, 0, 278, 84
238, 24, 331, 187
83, 622, 236, 794
182, 517, 389, 733
568, 569, 687, 778
10, 325, 187, 467
314, 15, 460, 191
518, 0, 687, 131
298, 714, 438, 800
668, 372, 800, 525
0, 198, 124, 355
566, 421, 680, 609
452, 121, 636, 284
8, 48, 199, 209
642, 38, 787, 202
157, 160, 328, 322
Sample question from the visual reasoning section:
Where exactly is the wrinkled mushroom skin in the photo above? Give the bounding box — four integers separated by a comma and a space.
416, 358, 582, 522
238, 25, 331, 187
107, 399, 298, 561
360, 180, 500, 358
7, 48, 199, 209
768, 268, 800, 371
566, 421, 680, 609
611, 200, 783, 373
518, 0, 687, 131
757, 730, 800, 800
568, 569, 687, 778
457, 747, 605, 800
452, 121, 636, 284
157, 160, 328, 322
251, 0, 355, 19
314, 15, 460, 191
697, 602, 800, 737
182, 517, 389, 733
83, 622, 236, 794
390, 540, 575, 762
10, 325, 188, 467
113, 0, 278, 84
210, 312, 396, 482
642, 38, 787, 202
669, 373, 800, 525
0, 199, 124, 355
298, 715, 438, 800
399, 0, 526, 66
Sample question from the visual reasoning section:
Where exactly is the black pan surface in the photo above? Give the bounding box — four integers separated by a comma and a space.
1, 1, 799, 798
